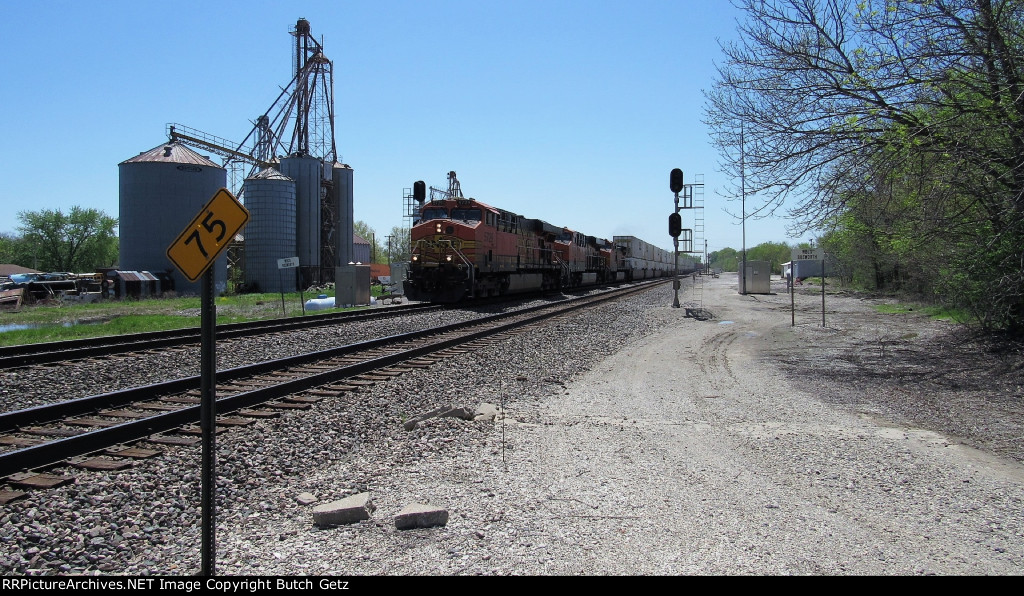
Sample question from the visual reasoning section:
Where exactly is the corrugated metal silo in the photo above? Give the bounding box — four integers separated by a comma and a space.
118, 142, 227, 295
332, 162, 354, 267
242, 168, 297, 293
278, 155, 322, 285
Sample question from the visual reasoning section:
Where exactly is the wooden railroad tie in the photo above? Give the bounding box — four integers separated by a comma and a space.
7, 472, 75, 490
137, 403, 179, 411
0, 436, 42, 447
266, 402, 311, 410
0, 490, 27, 505
65, 417, 122, 428
147, 435, 201, 447
23, 427, 85, 438
98, 409, 152, 419
106, 446, 161, 459
164, 396, 202, 404
237, 409, 280, 419
178, 426, 227, 436
215, 417, 256, 427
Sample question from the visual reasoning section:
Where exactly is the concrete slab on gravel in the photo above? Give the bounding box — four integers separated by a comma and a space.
312, 492, 375, 527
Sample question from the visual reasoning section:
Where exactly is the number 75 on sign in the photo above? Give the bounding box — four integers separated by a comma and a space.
166, 188, 250, 282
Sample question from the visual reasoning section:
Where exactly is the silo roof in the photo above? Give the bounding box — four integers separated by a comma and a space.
119, 142, 221, 167
248, 167, 293, 181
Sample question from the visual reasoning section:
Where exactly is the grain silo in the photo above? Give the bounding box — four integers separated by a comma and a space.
278, 155, 322, 286
332, 162, 354, 267
118, 142, 227, 295
242, 168, 297, 292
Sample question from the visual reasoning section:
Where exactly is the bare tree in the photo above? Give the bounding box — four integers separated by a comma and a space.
705, 0, 1024, 331
387, 226, 411, 263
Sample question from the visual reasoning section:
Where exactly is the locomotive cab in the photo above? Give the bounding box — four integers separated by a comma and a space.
405, 199, 488, 302
405, 194, 565, 302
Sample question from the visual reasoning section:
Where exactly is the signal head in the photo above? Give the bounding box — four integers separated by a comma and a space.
670, 169, 684, 194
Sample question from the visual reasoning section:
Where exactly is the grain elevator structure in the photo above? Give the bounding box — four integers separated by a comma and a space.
118, 18, 353, 295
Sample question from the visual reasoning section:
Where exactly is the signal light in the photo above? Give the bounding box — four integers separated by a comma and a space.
670, 169, 683, 194
669, 212, 682, 238
414, 180, 426, 203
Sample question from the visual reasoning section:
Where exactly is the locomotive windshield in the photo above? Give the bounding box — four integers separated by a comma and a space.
421, 207, 449, 220
451, 208, 482, 222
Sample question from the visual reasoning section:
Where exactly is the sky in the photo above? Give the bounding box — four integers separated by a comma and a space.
0, 0, 815, 258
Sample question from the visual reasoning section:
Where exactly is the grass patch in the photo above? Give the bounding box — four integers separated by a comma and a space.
874, 302, 968, 323
0, 286, 375, 347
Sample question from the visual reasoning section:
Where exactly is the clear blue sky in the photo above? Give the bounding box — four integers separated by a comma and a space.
0, 0, 812, 257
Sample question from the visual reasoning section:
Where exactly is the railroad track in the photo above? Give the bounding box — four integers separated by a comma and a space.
0, 302, 441, 369
0, 281, 665, 500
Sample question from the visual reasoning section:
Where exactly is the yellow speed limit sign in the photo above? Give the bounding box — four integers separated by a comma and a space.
167, 188, 249, 282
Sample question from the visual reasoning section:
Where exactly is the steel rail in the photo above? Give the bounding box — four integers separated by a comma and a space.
0, 302, 440, 369
0, 282, 663, 477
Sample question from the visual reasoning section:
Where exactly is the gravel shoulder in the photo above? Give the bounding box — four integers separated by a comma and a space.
2, 275, 1022, 575
489, 274, 1024, 574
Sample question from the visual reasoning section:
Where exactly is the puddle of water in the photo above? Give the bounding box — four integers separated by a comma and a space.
0, 319, 110, 334
718, 320, 735, 325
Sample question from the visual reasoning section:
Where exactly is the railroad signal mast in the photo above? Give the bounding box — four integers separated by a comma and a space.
404, 171, 466, 228
668, 168, 705, 313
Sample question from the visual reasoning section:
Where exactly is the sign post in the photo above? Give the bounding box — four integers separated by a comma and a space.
166, 188, 249, 577
277, 257, 299, 317
789, 247, 826, 328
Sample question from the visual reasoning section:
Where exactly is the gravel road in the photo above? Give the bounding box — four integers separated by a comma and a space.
489, 274, 1024, 574
2, 275, 1022, 576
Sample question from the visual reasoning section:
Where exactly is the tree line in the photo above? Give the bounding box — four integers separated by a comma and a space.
353, 221, 410, 264
705, 0, 1024, 334
0, 208, 413, 273
708, 242, 809, 274
1, 207, 118, 273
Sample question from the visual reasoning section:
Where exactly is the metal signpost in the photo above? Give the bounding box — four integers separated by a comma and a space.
277, 257, 300, 316
790, 247, 825, 327
166, 188, 249, 577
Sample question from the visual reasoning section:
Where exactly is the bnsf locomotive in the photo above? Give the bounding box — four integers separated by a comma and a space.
403, 172, 694, 303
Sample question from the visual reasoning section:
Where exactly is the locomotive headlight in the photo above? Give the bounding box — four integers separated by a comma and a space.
435, 223, 442, 233
412, 254, 419, 262
446, 255, 453, 262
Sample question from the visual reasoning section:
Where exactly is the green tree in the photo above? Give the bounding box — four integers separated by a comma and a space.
705, 0, 1024, 332
747, 242, 793, 274
16, 207, 118, 272
385, 226, 411, 263
353, 221, 390, 264
0, 232, 34, 268
708, 247, 740, 272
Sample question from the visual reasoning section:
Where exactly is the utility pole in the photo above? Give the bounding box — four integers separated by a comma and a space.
740, 123, 747, 295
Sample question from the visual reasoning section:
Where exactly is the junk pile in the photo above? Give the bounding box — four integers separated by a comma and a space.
0, 272, 104, 306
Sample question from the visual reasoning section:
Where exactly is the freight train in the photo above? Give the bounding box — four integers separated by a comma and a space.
403, 172, 696, 303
